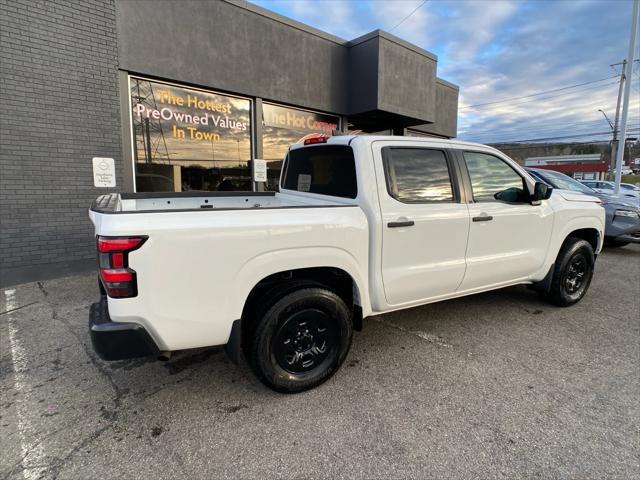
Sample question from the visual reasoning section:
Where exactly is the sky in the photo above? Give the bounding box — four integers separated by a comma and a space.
249, 0, 640, 144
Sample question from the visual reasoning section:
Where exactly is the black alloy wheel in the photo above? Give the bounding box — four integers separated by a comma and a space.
545, 238, 595, 307
562, 253, 588, 294
273, 309, 336, 374
249, 287, 353, 393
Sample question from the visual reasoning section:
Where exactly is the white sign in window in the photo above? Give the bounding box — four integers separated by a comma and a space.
92, 157, 116, 187
253, 159, 267, 182
297, 174, 311, 191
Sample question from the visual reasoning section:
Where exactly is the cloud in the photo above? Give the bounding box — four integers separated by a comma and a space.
250, 0, 368, 39
370, 0, 434, 47
249, 0, 637, 143
439, 0, 519, 62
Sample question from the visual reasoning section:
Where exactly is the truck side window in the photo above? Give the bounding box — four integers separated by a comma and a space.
463, 151, 528, 203
383, 148, 454, 203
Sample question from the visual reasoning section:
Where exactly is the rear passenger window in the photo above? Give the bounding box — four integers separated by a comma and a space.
383, 148, 455, 203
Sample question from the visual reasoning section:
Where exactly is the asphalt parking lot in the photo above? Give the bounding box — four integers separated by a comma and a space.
1, 244, 639, 480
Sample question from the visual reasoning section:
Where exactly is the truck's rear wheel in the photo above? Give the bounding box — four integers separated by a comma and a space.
544, 238, 595, 307
249, 287, 353, 393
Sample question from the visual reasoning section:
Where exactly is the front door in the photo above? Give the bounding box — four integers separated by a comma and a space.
458, 150, 554, 291
376, 144, 470, 306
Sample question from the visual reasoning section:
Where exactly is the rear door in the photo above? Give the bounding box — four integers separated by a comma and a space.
457, 150, 554, 290
375, 143, 470, 306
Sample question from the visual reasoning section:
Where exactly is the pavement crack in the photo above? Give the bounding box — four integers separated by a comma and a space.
0, 302, 38, 316
47, 308, 127, 475
52, 309, 126, 409
37, 281, 49, 297
373, 317, 453, 348
48, 426, 110, 480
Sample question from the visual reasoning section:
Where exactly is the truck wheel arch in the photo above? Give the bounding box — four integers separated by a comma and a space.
565, 228, 600, 253
232, 248, 368, 318
547, 216, 603, 264
532, 227, 600, 294
234, 264, 365, 361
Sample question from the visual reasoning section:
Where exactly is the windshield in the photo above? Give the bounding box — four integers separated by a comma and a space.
533, 169, 595, 194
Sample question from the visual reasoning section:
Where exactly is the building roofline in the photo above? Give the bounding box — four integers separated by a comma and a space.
226, 1, 439, 63
347, 29, 438, 61
436, 77, 459, 90
224, 0, 347, 45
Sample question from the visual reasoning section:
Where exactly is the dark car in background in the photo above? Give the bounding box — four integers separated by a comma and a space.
527, 168, 640, 247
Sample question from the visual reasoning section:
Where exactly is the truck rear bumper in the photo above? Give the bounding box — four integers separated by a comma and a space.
89, 297, 160, 361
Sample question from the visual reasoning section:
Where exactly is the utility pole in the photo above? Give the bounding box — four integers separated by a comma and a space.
614, 0, 639, 194
610, 60, 626, 174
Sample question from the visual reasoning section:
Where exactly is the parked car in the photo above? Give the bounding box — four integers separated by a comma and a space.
581, 180, 640, 204
620, 182, 640, 193
527, 168, 640, 247
89, 136, 605, 393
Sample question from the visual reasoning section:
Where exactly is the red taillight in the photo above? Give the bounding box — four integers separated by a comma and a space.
97, 235, 147, 298
303, 135, 329, 145
111, 252, 124, 268
100, 269, 134, 283
98, 237, 145, 252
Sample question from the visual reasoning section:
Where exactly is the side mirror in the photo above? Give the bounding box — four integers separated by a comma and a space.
532, 181, 553, 202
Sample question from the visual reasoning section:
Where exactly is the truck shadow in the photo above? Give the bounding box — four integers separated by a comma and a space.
101, 279, 604, 399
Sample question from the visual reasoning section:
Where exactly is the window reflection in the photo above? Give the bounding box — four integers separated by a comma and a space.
130, 77, 252, 192
384, 149, 454, 202
464, 152, 525, 202
262, 104, 339, 191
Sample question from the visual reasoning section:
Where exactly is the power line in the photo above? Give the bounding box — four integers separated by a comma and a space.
460, 81, 620, 111
463, 121, 640, 138
460, 117, 640, 140
488, 141, 612, 152
389, 0, 428, 32
459, 116, 640, 136
460, 75, 620, 109
463, 118, 640, 139
467, 127, 640, 144
459, 98, 640, 135
467, 128, 640, 144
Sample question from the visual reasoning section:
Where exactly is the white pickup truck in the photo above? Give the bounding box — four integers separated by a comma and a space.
89, 135, 605, 393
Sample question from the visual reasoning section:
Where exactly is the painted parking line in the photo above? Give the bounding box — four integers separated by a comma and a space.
4, 288, 46, 480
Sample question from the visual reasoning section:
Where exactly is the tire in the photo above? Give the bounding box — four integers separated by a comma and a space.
241, 279, 325, 358
249, 287, 353, 393
544, 238, 595, 307
604, 238, 630, 248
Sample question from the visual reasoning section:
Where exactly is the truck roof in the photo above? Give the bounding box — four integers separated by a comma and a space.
289, 135, 497, 152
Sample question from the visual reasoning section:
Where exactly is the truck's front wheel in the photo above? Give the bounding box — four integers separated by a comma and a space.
545, 238, 595, 307
249, 287, 353, 393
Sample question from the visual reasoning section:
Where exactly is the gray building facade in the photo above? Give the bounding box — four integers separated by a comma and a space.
0, 0, 458, 287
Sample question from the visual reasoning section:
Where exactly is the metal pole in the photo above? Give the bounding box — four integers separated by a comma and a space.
144, 118, 152, 164
614, 0, 639, 194
611, 60, 626, 175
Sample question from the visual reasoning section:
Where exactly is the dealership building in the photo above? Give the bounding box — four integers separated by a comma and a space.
0, 0, 459, 286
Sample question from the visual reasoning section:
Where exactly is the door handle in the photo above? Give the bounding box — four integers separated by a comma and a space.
387, 220, 415, 228
472, 215, 493, 222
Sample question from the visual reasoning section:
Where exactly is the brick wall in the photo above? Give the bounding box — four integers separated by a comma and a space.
0, 0, 122, 287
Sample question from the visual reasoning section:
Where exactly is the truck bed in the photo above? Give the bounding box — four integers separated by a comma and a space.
90, 191, 344, 214
89, 190, 369, 351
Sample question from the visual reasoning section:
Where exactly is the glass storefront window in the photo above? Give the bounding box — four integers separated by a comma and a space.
262, 103, 339, 191
130, 77, 252, 192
